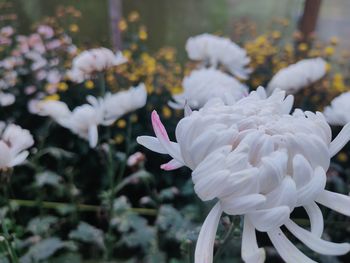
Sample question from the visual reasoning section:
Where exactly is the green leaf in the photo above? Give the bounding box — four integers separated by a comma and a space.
69, 222, 105, 250
35, 171, 62, 188
39, 147, 76, 160
27, 216, 58, 236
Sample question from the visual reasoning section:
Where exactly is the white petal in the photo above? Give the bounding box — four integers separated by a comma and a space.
88, 125, 98, 148
296, 167, 326, 206
242, 217, 265, 263
195, 203, 222, 263
220, 194, 266, 215
137, 136, 167, 154
292, 154, 313, 188
316, 190, 350, 216
285, 219, 350, 255
329, 122, 350, 157
268, 228, 317, 263
160, 159, 183, 170
10, 151, 29, 167
304, 202, 324, 237
247, 206, 290, 232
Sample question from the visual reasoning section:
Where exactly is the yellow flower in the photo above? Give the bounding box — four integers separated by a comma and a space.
130, 114, 138, 123
170, 86, 183, 95
139, 28, 148, 41
128, 11, 140, 22
114, 134, 124, 144
162, 106, 172, 119
106, 74, 115, 84
58, 82, 68, 92
330, 36, 339, 45
85, 80, 94, 89
123, 50, 132, 59
44, 94, 60, 101
337, 152, 348, 162
118, 19, 128, 32
69, 24, 79, 33
324, 46, 335, 56
117, 119, 127, 128
298, 43, 308, 51
271, 31, 281, 39
325, 63, 331, 72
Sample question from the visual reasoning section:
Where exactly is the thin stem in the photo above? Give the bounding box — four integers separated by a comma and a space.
213, 221, 235, 261
1, 221, 18, 263
9, 199, 157, 216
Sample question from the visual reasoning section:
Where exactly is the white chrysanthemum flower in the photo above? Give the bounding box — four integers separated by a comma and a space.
186, 33, 251, 79
0, 123, 34, 170
323, 91, 350, 125
36, 85, 147, 148
137, 87, 350, 263
67, 47, 127, 83
267, 58, 327, 94
0, 92, 15, 106
169, 68, 248, 109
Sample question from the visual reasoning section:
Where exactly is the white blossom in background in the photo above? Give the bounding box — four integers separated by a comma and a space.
0, 122, 34, 170
67, 48, 127, 83
267, 58, 327, 94
169, 68, 248, 109
0, 92, 15, 106
36, 84, 147, 148
138, 87, 350, 263
323, 91, 350, 126
127, 152, 145, 167
185, 33, 251, 79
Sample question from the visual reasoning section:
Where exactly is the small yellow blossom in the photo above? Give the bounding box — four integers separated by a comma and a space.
330, 36, 339, 45
271, 31, 281, 39
117, 119, 127, 129
85, 80, 94, 89
130, 114, 138, 123
298, 43, 308, 52
44, 94, 60, 101
337, 152, 348, 162
114, 134, 124, 144
162, 106, 172, 119
69, 24, 79, 33
58, 82, 68, 92
118, 19, 128, 32
128, 11, 140, 22
324, 46, 335, 56
139, 27, 148, 41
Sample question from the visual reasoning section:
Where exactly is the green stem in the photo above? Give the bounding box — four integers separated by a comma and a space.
213, 221, 235, 261
10, 199, 157, 216
1, 221, 18, 263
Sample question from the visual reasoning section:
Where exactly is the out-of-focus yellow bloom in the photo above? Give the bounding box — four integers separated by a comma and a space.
332, 73, 346, 92
170, 86, 183, 95
69, 24, 79, 33
337, 152, 348, 162
85, 80, 94, 89
325, 63, 331, 72
58, 82, 68, 92
298, 43, 308, 51
114, 134, 124, 144
118, 19, 128, 32
139, 27, 148, 41
44, 94, 60, 101
130, 44, 138, 51
271, 31, 281, 39
324, 46, 335, 56
162, 106, 172, 119
330, 36, 339, 45
123, 50, 132, 60
106, 73, 115, 84
130, 114, 138, 123
117, 119, 127, 128
128, 11, 140, 22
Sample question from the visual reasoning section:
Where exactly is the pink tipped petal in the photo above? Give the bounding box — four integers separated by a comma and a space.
195, 203, 222, 263
268, 228, 317, 263
316, 190, 350, 216
285, 219, 350, 255
160, 159, 184, 171
242, 217, 266, 263
329, 122, 350, 157
304, 202, 324, 238
151, 110, 183, 161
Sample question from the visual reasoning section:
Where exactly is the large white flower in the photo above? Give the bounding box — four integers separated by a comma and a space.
267, 58, 327, 94
36, 85, 147, 148
67, 47, 127, 83
137, 87, 350, 263
169, 68, 248, 109
0, 123, 34, 170
323, 91, 350, 125
186, 33, 251, 79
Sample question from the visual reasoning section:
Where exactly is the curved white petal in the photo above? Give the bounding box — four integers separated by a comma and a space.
160, 158, 184, 171
304, 202, 324, 237
88, 125, 98, 148
220, 194, 266, 215
137, 136, 168, 154
316, 190, 350, 216
285, 219, 350, 255
195, 202, 222, 263
268, 228, 317, 263
329, 122, 350, 157
10, 151, 29, 167
242, 217, 265, 263
247, 206, 290, 232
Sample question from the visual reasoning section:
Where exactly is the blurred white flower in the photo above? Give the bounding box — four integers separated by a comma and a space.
267, 58, 327, 94
323, 91, 350, 125
0, 92, 15, 106
37, 25, 54, 39
138, 87, 350, 263
36, 84, 147, 148
169, 68, 248, 109
67, 48, 127, 83
0, 123, 34, 170
186, 33, 251, 79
